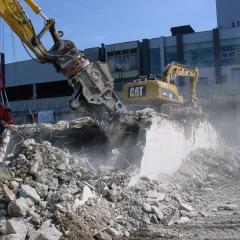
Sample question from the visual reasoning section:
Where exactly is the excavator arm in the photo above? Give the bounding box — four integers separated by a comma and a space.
0, 0, 127, 125
163, 62, 199, 106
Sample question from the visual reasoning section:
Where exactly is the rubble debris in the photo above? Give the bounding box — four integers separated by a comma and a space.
145, 190, 165, 202
29, 221, 62, 240
199, 211, 208, 218
94, 231, 112, 240
1, 185, 15, 202
19, 185, 41, 204
0, 169, 12, 182
151, 206, 164, 221
176, 216, 191, 224
5, 219, 28, 238
0, 114, 239, 239
8, 197, 29, 217
178, 202, 194, 212
217, 204, 238, 211
163, 209, 180, 226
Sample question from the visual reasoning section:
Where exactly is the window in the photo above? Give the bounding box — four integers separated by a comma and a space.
231, 68, 240, 83
6, 85, 33, 101
232, 21, 240, 28
166, 46, 177, 64
106, 49, 138, 73
150, 48, 161, 75
229, 52, 236, 57
199, 77, 208, 86
107, 52, 114, 57
221, 51, 237, 59
221, 75, 227, 83
37, 81, 73, 99
184, 42, 214, 67
220, 38, 240, 65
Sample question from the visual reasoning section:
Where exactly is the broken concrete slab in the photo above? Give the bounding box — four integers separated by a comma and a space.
2, 185, 15, 202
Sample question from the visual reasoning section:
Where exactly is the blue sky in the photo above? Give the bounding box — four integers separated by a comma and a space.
0, 0, 217, 63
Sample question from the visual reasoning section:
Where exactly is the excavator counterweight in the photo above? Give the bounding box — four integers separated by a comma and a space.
123, 62, 201, 117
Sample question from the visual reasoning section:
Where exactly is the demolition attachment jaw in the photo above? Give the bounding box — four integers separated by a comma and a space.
68, 60, 128, 113
0, 0, 128, 126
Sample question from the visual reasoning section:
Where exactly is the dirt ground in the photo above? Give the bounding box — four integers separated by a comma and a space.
129, 177, 240, 240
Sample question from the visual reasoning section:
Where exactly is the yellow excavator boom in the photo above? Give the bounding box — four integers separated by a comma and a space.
163, 62, 199, 106
24, 0, 41, 14
0, 0, 36, 51
0, 0, 127, 125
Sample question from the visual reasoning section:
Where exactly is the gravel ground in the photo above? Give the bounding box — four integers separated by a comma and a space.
128, 177, 240, 239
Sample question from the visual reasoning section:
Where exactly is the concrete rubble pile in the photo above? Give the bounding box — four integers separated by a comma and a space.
0, 116, 240, 239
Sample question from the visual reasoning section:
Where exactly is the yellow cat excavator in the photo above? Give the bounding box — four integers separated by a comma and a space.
0, 0, 127, 126
123, 62, 199, 115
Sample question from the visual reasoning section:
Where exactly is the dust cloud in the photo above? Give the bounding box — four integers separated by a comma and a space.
133, 116, 218, 182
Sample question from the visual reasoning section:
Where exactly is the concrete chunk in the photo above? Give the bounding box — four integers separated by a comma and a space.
8, 197, 29, 217
1, 234, 24, 240
151, 206, 164, 220
106, 227, 122, 238
20, 185, 41, 203
32, 182, 48, 199
176, 216, 191, 224
29, 223, 62, 240
5, 219, 28, 239
163, 209, 179, 226
0, 169, 12, 182
23, 139, 36, 148
217, 204, 238, 211
146, 190, 165, 202
178, 202, 194, 212
150, 214, 158, 224
142, 203, 152, 213
94, 232, 112, 240
2, 185, 16, 202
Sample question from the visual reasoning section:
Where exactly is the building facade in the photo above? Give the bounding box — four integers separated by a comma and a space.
3, 0, 240, 124
216, 0, 240, 29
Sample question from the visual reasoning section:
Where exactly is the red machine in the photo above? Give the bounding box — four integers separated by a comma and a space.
0, 53, 13, 125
